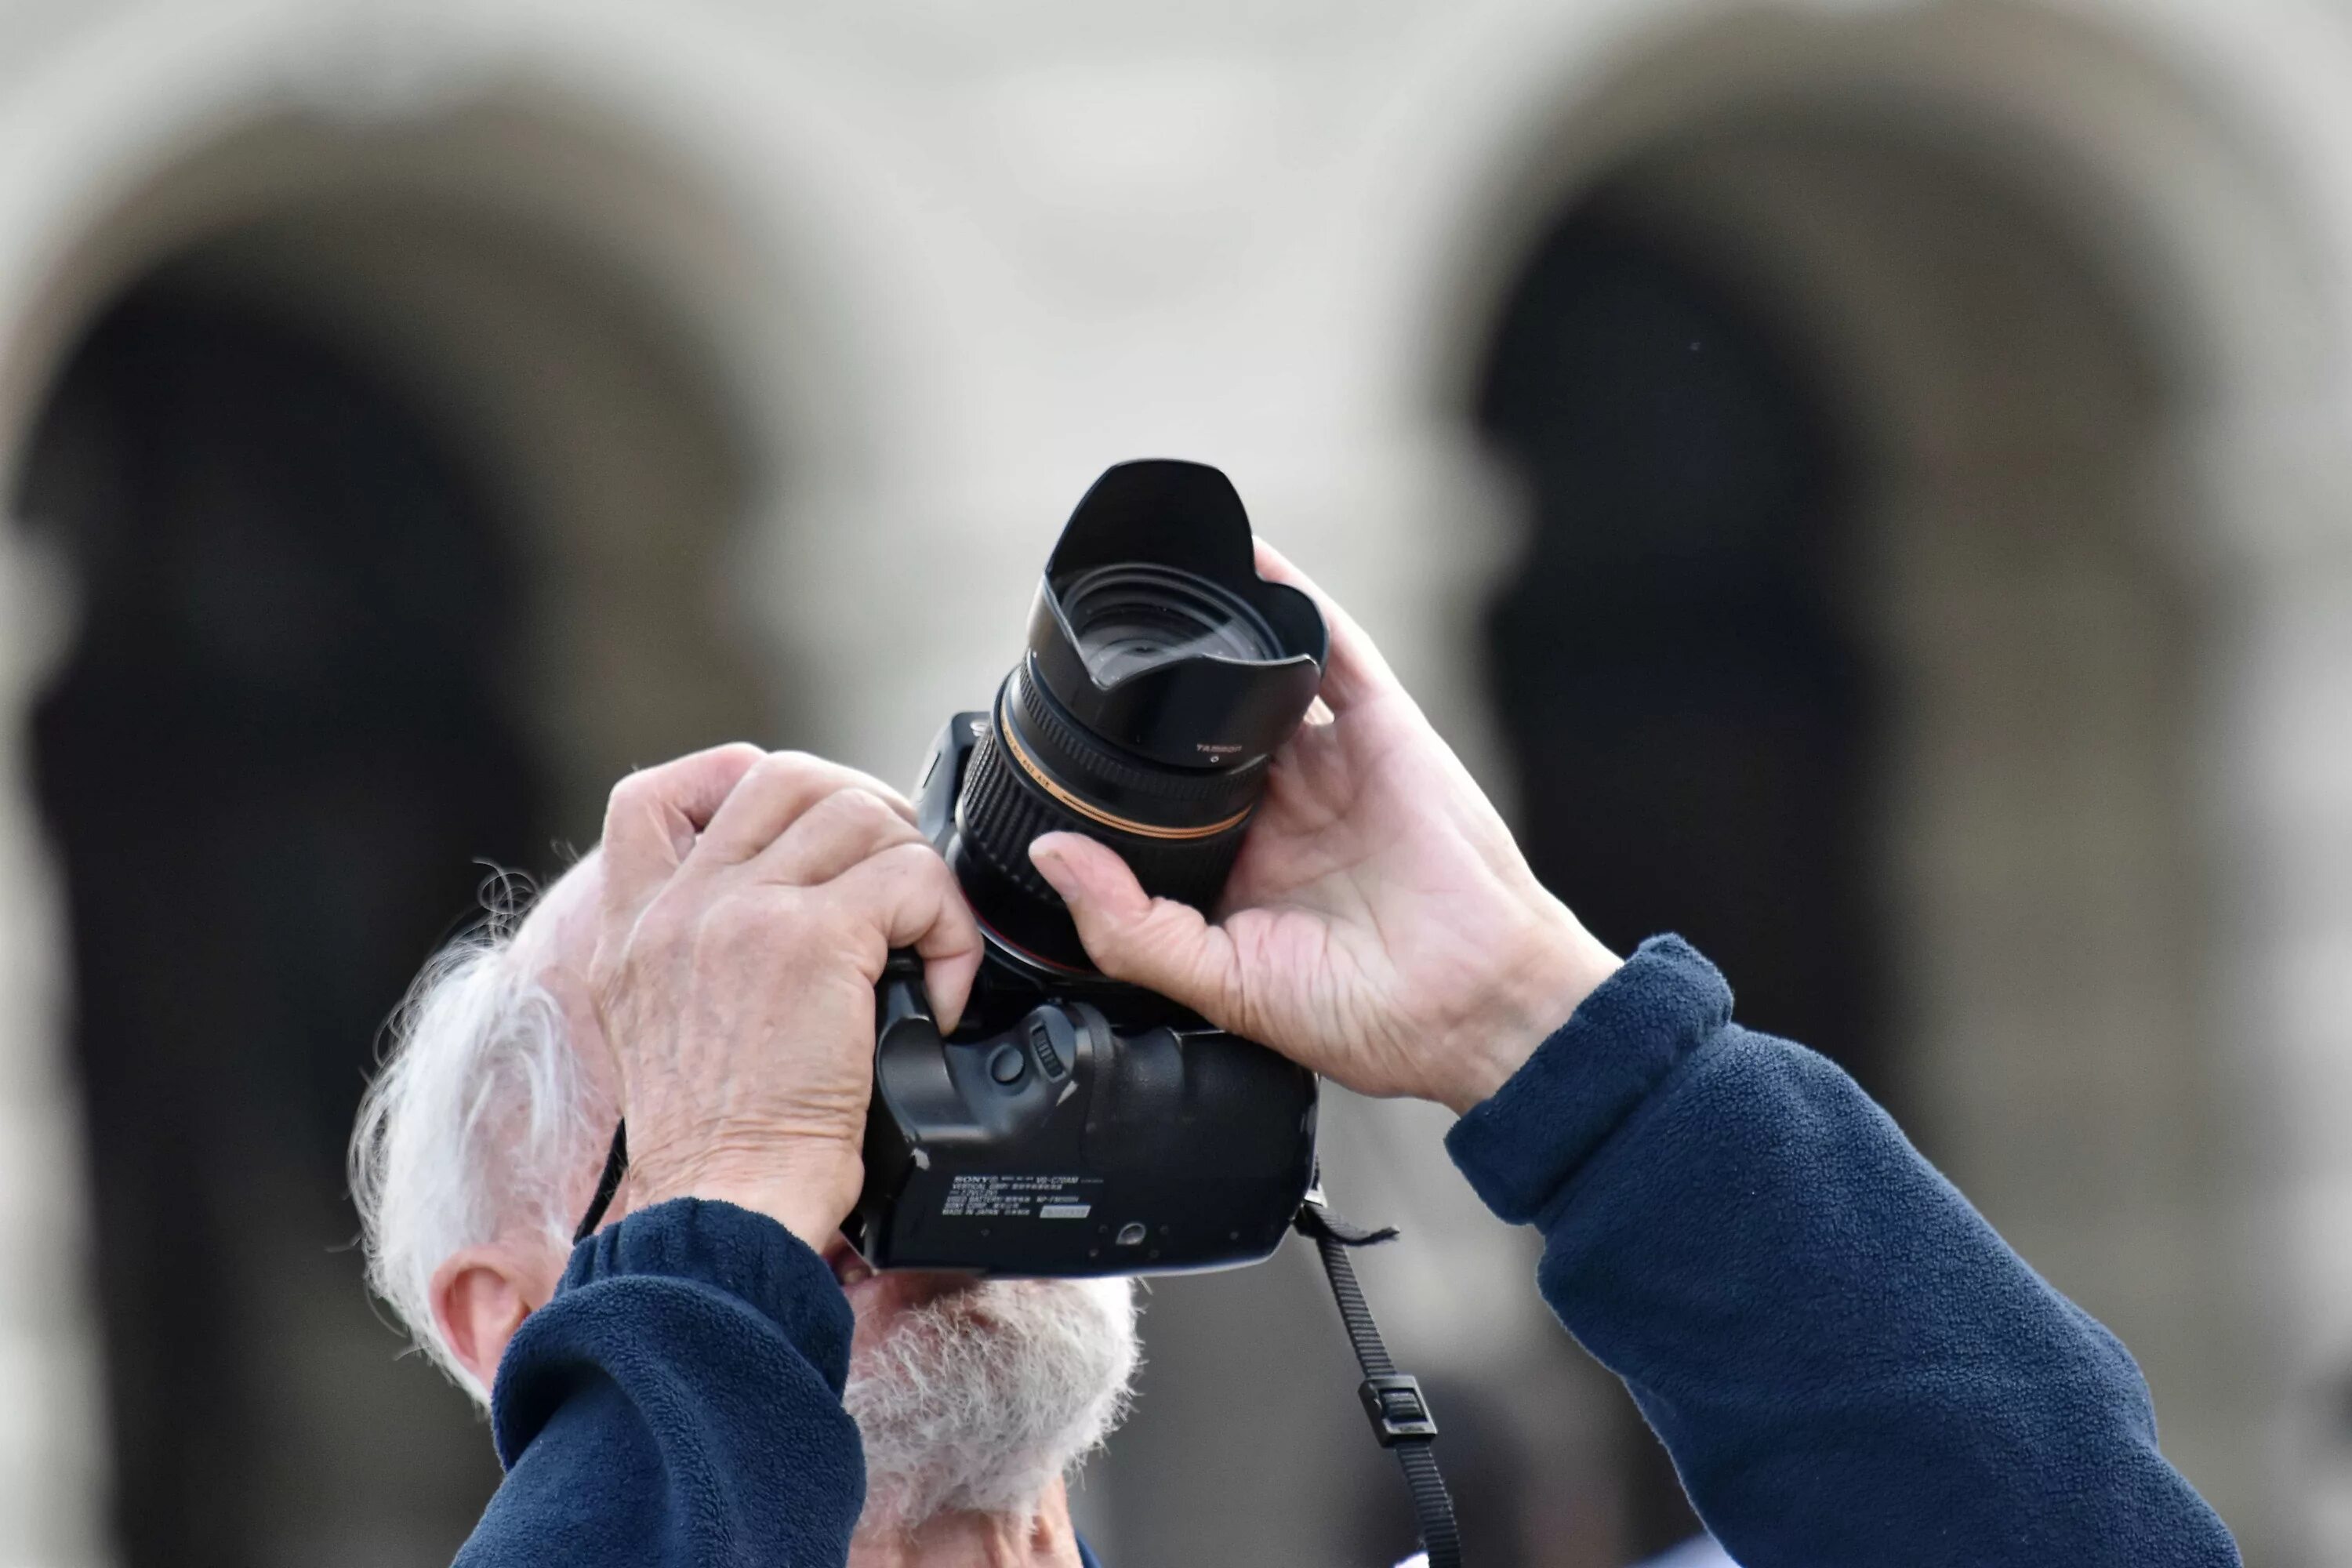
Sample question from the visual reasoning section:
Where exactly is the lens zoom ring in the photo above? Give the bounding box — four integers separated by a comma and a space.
957, 728, 1076, 902
1011, 663, 1268, 819
959, 724, 1246, 910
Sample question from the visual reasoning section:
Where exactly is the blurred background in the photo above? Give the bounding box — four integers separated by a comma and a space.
0, 2, 2347, 1565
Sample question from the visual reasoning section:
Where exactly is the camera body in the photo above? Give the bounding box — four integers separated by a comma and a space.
847, 459, 1327, 1277
848, 713, 1318, 1275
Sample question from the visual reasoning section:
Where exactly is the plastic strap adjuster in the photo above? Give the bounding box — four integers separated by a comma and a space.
1359, 1374, 1439, 1447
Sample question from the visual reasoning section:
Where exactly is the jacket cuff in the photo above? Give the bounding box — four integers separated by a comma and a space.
561, 1197, 855, 1391
1444, 935, 1733, 1225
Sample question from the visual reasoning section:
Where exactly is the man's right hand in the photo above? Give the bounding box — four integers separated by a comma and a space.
587, 746, 984, 1249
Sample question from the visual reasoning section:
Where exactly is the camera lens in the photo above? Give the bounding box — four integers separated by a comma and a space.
1062, 564, 1282, 684
948, 461, 1327, 972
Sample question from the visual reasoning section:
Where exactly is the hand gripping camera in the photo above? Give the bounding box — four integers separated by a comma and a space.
846, 459, 1327, 1277
567, 460, 1461, 1566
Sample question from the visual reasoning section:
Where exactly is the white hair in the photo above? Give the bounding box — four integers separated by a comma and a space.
348, 880, 606, 1406
347, 876, 1145, 1530
848, 1276, 1139, 1530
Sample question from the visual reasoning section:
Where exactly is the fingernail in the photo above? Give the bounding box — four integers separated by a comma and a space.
1029, 836, 1078, 897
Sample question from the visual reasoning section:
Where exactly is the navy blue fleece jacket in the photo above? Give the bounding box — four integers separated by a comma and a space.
458, 937, 2239, 1568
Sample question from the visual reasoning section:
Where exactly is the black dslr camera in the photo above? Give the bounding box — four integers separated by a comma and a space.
847, 459, 1328, 1276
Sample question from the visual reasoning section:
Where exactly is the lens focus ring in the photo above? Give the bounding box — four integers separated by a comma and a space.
957, 721, 1248, 912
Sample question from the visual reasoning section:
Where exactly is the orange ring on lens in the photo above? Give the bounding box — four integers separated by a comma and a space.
996, 697, 1254, 842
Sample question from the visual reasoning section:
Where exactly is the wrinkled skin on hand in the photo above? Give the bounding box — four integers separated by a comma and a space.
590, 746, 982, 1244
1031, 541, 1621, 1115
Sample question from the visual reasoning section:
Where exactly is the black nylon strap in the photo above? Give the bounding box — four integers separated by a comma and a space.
573, 1120, 629, 1244
1296, 1193, 1464, 1568
1392, 1445, 1461, 1568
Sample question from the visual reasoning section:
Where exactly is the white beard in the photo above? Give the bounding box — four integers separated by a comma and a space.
844, 1276, 1139, 1531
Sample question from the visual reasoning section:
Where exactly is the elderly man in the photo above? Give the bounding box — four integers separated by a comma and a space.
350, 836, 1139, 1562
354, 549, 2238, 1567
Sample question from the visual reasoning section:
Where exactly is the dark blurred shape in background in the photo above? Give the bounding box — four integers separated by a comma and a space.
21, 284, 533, 1564
1479, 196, 1880, 1558
4, 129, 779, 1562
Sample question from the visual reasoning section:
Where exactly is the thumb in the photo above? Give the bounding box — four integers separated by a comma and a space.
1029, 833, 1240, 1019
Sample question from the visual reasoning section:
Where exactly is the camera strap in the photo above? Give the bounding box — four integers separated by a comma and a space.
1294, 1189, 1463, 1568
574, 1120, 629, 1244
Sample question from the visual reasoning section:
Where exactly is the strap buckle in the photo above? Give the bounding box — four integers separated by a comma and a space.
1298, 1176, 1463, 1565
1358, 1373, 1439, 1447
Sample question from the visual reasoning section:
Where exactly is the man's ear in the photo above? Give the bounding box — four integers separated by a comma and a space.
430, 1245, 557, 1394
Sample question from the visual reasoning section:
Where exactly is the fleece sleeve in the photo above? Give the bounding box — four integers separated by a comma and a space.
456, 1197, 863, 1568
1446, 937, 2241, 1568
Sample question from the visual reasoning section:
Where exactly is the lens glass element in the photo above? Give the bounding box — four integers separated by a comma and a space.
1061, 564, 1281, 685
